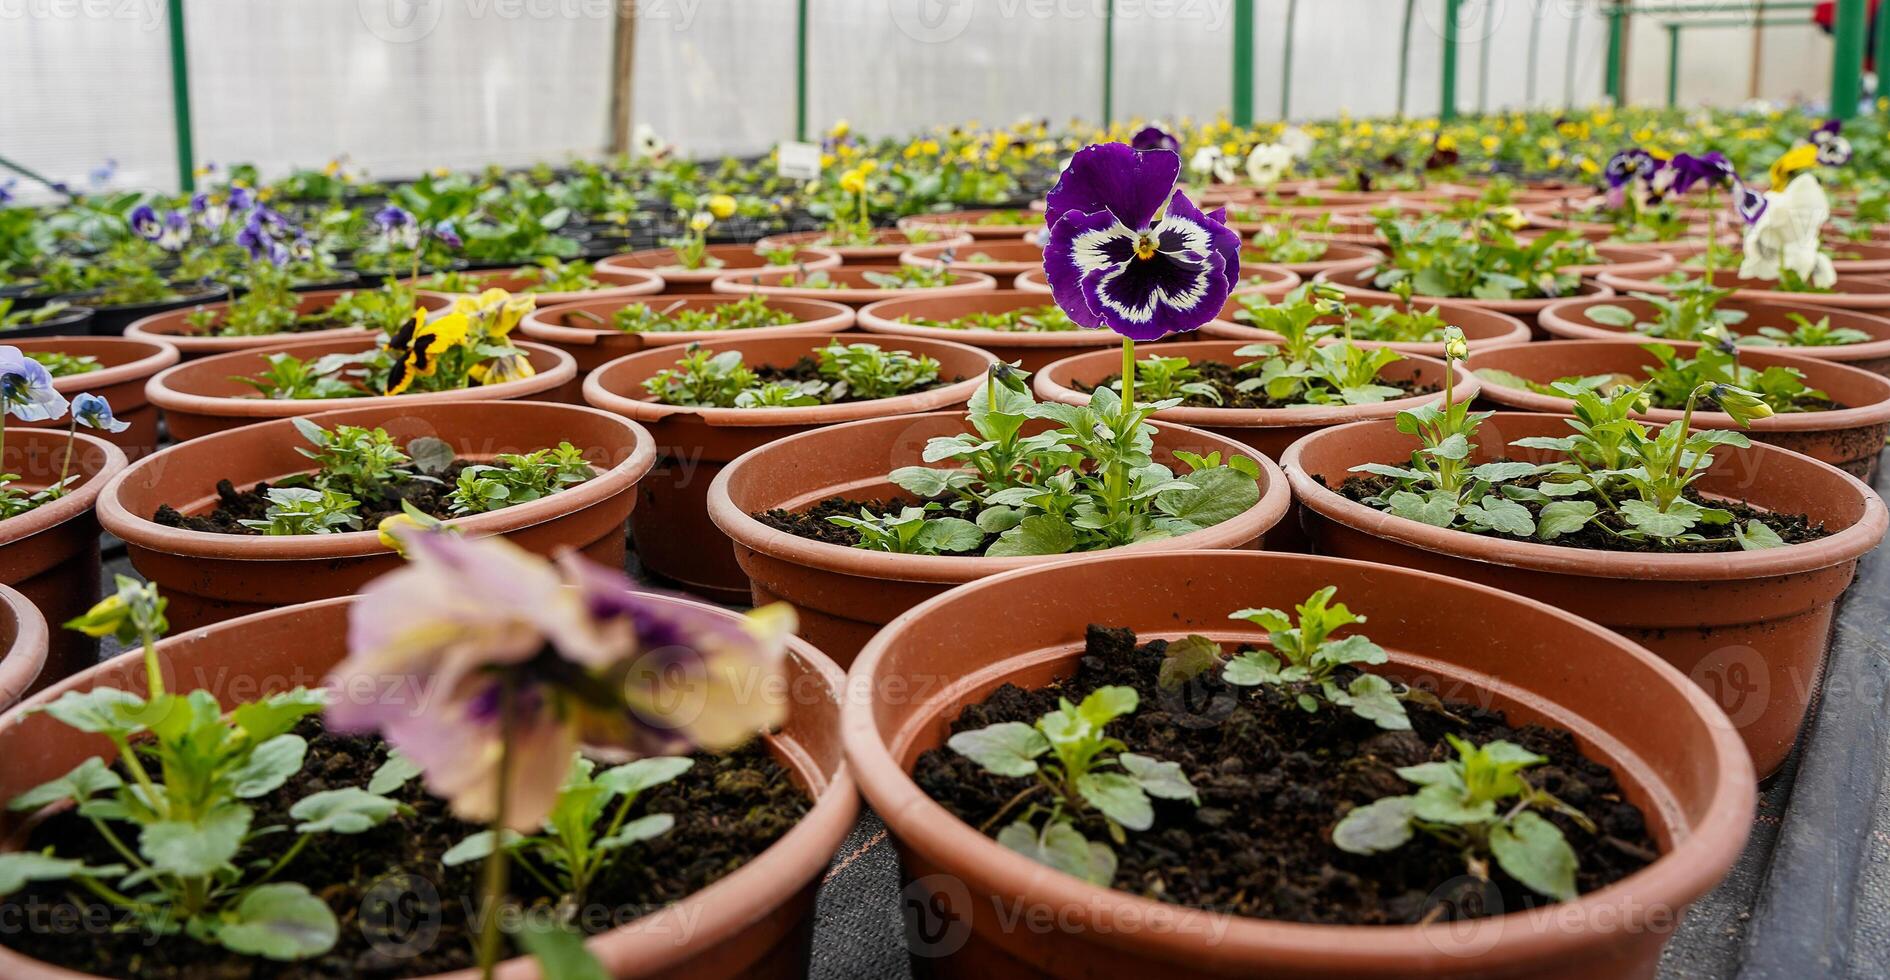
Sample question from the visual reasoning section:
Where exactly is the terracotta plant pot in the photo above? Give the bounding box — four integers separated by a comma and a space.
897, 209, 1046, 241
704, 413, 1292, 664
597, 244, 842, 292
146, 336, 580, 441
99, 400, 656, 630
1320, 265, 1613, 334
1560, 243, 1677, 281
1537, 295, 1890, 378
1013, 265, 1303, 304
842, 548, 1755, 979
1596, 268, 1890, 312
0, 583, 47, 711
856, 290, 1128, 372
1244, 241, 1384, 282
753, 229, 974, 267
1202, 292, 1533, 358
1468, 339, 1890, 478
520, 295, 856, 372
123, 288, 453, 360
12, 336, 178, 458
711, 267, 996, 307
1033, 340, 1477, 460
0, 591, 858, 980
900, 239, 1044, 278
407, 266, 666, 306
583, 335, 998, 602
0, 429, 126, 691
1284, 412, 1888, 776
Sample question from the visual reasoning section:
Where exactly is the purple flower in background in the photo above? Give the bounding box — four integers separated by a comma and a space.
433, 220, 462, 250
227, 186, 253, 212
235, 207, 293, 265
1669, 152, 1737, 196
375, 205, 421, 250
1811, 120, 1852, 166
1604, 148, 1659, 189
157, 209, 192, 251
72, 393, 130, 434
1041, 142, 1238, 342
88, 159, 117, 189
0, 180, 14, 204
1734, 183, 1769, 225
129, 204, 162, 241
0, 346, 69, 422
1130, 125, 1180, 156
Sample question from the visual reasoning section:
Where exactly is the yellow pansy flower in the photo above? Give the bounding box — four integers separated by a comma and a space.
707, 194, 737, 220
1769, 144, 1819, 188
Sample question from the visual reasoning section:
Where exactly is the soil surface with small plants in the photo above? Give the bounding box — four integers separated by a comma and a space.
0, 717, 809, 978
912, 625, 1660, 925
151, 462, 589, 537
755, 495, 1005, 550
752, 356, 959, 403
1082, 362, 1437, 410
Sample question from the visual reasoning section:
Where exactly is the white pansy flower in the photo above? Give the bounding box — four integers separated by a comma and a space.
1246, 144, 1296, 186
1739, 173, 1836, 289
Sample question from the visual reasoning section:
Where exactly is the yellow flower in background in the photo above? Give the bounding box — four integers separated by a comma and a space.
323, 159, 341, 176
383, 309, 471, 396
688, 211, 713, 232
1481, 135, 1502, 153
469, 352, 537, 386
1435, 134, 1458, 152
1490, 207, 1530, 231
838, 168, 867, 194
1578, 157, 1601, 176
707, 194, 737, 219
819, 153, 836, 169
1769, 143, 1819, 188
829, 119, 850, 139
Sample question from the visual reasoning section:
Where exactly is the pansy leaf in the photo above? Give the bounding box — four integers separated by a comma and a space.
513, 920, 609, 980
1735, 520, 1786, 551
1583, 304, 1639, 327
1394, 761, 1464, 790
596, 814, 675, 851
889, 465, 969, 499
1313, 633, 1389, 668
1386, 490, 1457, 527
1331, 796, 1416, 854
1222, 648, 1286, 686
440, 829, 526, 867
405, 436, 457, 475
1410, 783, 1497, 826
231, 688, 328, 744
9, 757, 123, 812
1536, 500, 1598, 540
975, 506, 1023, 534
0, 851, 127, 896
1425, 433, 1472, 461
1461, 497, 1536, 536
37, 688, 148, 736
1076, 686, 1138, 727
367, 751, 423, 795
1350, 462, 1426, 481
290, 788, 405, 835
1470, 461, 1541, 483
986, 514, 1078, 557
915, 517, 985, 554
1332, 674, 1411, 731
946, 722, 1050, 777
997, 819, 1116, 886
1490, 811, 1579, 901
1118, 752, 1198, 803
1076, 772, 1154, 831
1620, 499, 1695, 537
1153, 466, 1258, 528
141, 804, 251, 877
1157, 635, 1224, 690
594, 757, 694, 801
230, 735, 308, 799
216, 883, 339, 961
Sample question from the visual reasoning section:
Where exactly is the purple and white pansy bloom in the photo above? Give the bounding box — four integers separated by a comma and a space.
1130, 125, 1180, 155
375, 205, 422, 250
128, 204, 162, 242
0, 346, 70, 422
71, 393, 130, 434
1812, 120, 1852, 166
1041, 142, 1240, 342
1734, 182, 1769, 225
1604, 148, 1659, 190
1668, 152, 1736, 196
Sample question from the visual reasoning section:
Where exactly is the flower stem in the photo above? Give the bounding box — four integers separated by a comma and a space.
477, 682, 516, 980
53, 415, 75, 499
141, 623, 165, 699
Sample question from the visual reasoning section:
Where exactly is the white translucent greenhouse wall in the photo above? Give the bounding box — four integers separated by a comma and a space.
1620, 3, 1838, 109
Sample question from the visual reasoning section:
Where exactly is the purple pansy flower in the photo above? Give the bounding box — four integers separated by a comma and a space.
1130, 125, 1180, 156
1604, 148, 1659, 189
0, 346, 70, 422
128, 204, 162, 241
1669, 152, 1736, 196
375, 205, 421, 250
72, 393, 130, 433
1811, 120, 1852, 166
0, 179, 16, 204
1041, 142, 1239, 342
1734, 183, 1769, 225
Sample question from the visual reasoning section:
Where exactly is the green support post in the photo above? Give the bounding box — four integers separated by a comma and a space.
1878, 0, 1890, 105
1441, 0, 1462, 121
1666, 23, 1681, 108
166, 0, 195, 192
1832, 0, 1868, 117
1396, 0, 1417, 116
1605, 1, 1626, 105
794, 0, 809, 141
1232, 0, 1255, 126
1103, 0, 1115, 126
1279, 0, 1297, 119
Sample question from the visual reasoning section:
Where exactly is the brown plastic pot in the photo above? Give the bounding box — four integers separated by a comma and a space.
406, 266, 666, 307
596, 244, 842, 291
1202, 292, 1533, 357
0, 583, 47, 711
1537, 295, 1890, 378
711, 267, 996, 307
122, 288, 453, 360
12, 336, 178, 458
1320, 264, 1614, 334
704, 413, 1292, 664
1012, 265, 1303, 304
98, 399, 656, 630
519, 295, 856, 373
583, 335, 997, 602
1596, 268, 1890, 312
1243, 241, 1384, 281
856, 291, 1127, 372
146, 336, 579, 441
897, 209, 1046, 241
0, 591, 858, 980
0, 429, 125, 691
899, 239, 1044, 278
843, 548, 1755, 979
753, 229, 974, 267
1284, 411, 1888, 776
1468, 339, 1890, 479
1560, 243, 1677, 281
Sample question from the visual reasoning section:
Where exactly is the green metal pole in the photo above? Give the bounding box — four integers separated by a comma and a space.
165, 0, 195, 192
1396, 0, 1417, 116
1606, 1, 1626, 105
1232, 0, 1255, 126
1103, 0, 1115, 125
1441, 0, 1462, 120
1878, 0, 1890, 105
794, 0, 809, 141
1279, 0, 1297, 119
1666, 23, 1681, 108
1831, 0, 1868, 117
1564, 2, 1582, 108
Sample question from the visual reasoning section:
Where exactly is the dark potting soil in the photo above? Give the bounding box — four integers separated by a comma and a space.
0, 716, 809, 978
151, 463, 572, 537
1327, 466, 1831, 554
912, 625, 1660, 926
1083, 362, 1438, 410
754, 495, 1004, 552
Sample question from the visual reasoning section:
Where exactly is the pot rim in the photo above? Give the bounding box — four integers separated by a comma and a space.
1201, 295, 1535, 355
0, 583, 48, 709
839, 548, 1757, 966
518, 294, 856, 349
400, 266, 666, 307
595, 244, 843, 280
0, 592, 860, 980
143, 337, 579, 420
855, 290, 1124, 351
1467, 338, 1890, 433
0, 429, 127, 546
1318, 266, 1614, 312
11, 337, 181, 394
704, 412, 1293, 585
1032, 340, 1480, 429
1595, 270, 1890, 309
708, 268, 998, 304
582, 334, 998, 427
96, 400, 656, 560
897, 209, 1047, 237
1537, 295, 1890, 360
752, 229, 975, 257
1282, 410, 1889, 580
122, 288, 455, 353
